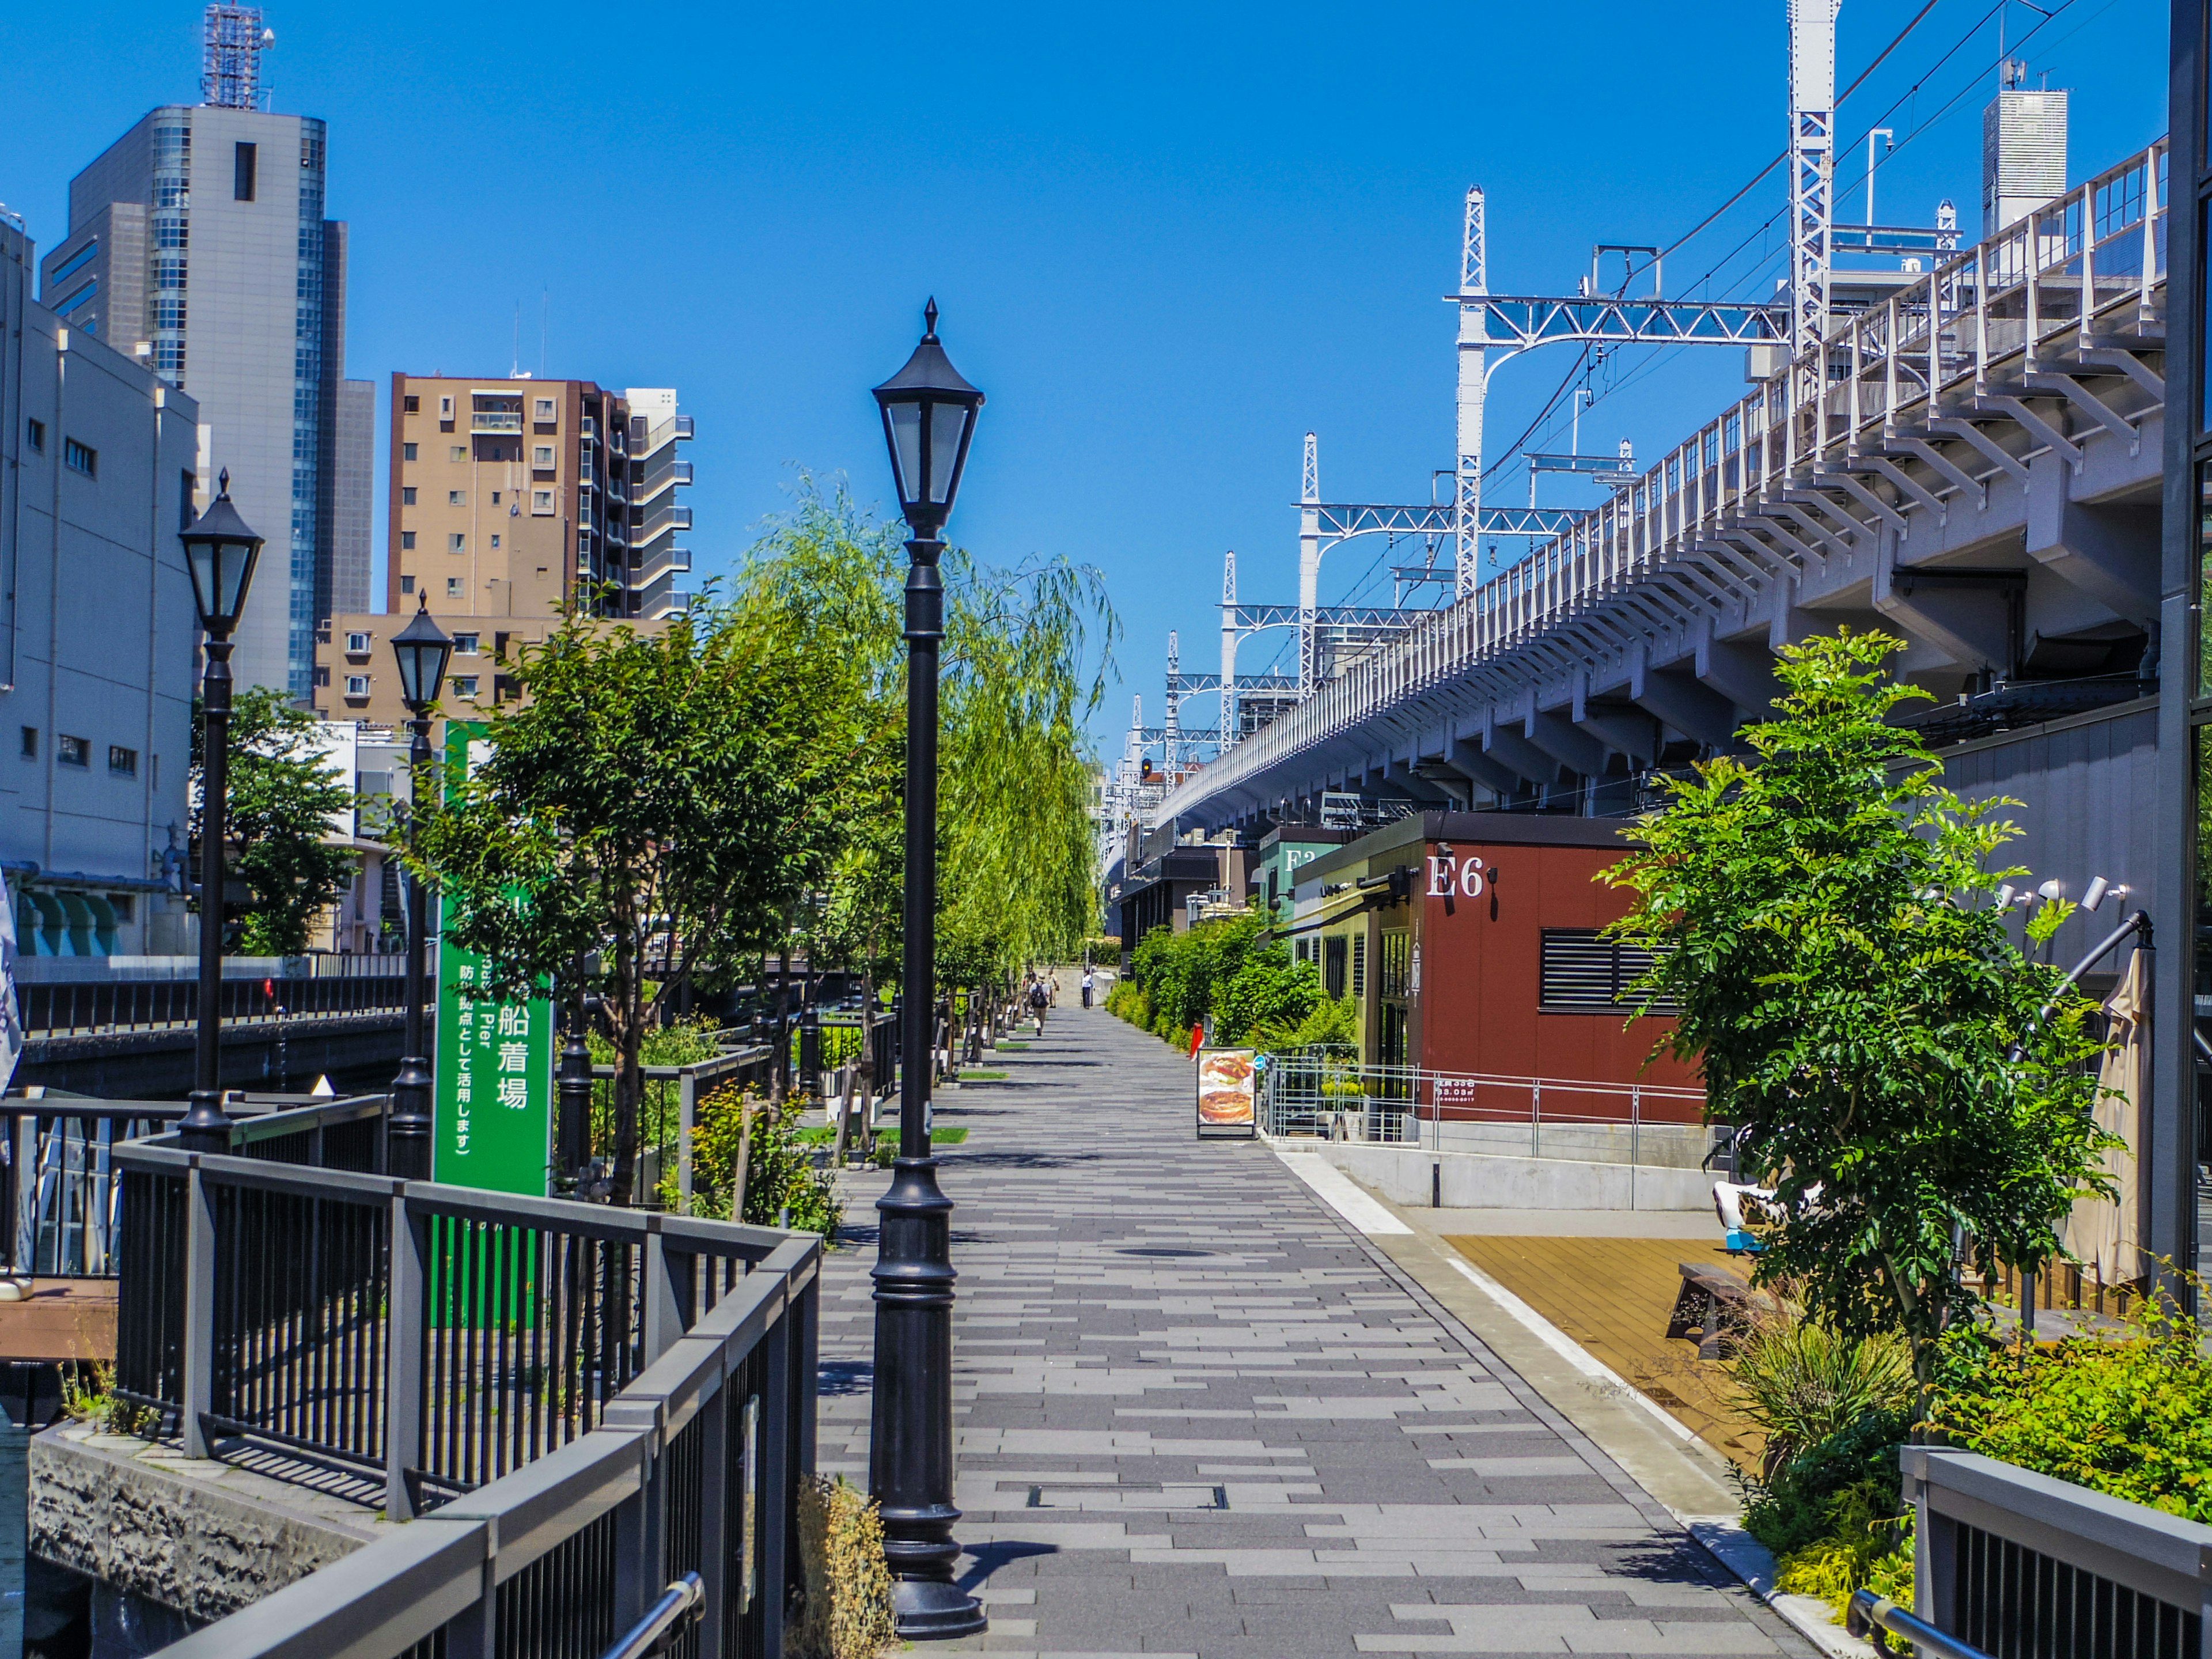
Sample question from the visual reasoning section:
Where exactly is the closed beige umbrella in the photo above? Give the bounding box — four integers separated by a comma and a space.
2059, 946, 2146, 1286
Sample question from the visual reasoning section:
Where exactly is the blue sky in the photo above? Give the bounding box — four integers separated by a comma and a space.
2, 0, 2171, 756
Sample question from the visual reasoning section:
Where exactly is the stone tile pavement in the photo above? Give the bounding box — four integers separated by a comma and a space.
817, 1007, 1813, 1657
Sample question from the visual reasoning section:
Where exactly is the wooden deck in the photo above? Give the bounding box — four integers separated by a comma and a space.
0, 1280, 115, 1365
1446, 1234, 1763, 1469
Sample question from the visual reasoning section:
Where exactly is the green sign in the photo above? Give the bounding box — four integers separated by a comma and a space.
434, 722, 553, 1195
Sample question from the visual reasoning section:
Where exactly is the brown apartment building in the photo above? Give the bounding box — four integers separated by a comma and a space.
312, 374, 692, 723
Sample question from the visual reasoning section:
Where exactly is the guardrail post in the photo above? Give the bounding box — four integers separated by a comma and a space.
386, 1185, 426, 1521
613, 1434, 664, 1637
760, 1298, 792, 1659
697, 1371, 732, 1659
180, 1158, 216, 1459
642, 1218, 683, 1368
678, 1069, 696, 1217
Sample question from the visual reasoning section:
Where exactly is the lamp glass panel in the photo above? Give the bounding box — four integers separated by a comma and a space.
926, 402, 969, 506
885, 402, 922, 507
217, 539, 259, 623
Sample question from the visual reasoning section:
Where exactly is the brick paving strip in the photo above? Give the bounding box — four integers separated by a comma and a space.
817, 1007, 1816, 1658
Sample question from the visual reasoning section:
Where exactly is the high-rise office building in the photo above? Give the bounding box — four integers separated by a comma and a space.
38, 6, 372, 700
313, 373, 692, 722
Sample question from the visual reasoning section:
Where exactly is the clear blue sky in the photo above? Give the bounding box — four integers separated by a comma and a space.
2, 0, 2170, 756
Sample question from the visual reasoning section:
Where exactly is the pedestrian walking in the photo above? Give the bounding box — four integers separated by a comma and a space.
1080, 967, 1094, 1009
1028, 975, 1050, 1035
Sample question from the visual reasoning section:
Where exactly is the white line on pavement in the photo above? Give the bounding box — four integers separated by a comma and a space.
1270, 1148, 1414, 1235
1440, 1253, 1696, 1444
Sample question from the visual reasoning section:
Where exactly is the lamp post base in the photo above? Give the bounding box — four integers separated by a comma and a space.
892, 1577, 987, 1640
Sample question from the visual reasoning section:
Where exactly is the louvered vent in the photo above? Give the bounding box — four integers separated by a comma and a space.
1539, 929, 1676, 1012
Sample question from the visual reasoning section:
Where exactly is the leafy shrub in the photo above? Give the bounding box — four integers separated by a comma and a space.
1771, 1480, 1914, 1628
787, 1474, 895, 1659
672, 1083, 842, 1238
1927, 1297, 2212, 1522
1742, 1405, 1911, 1556
1251, 992, 1358, 1051
589, 1013, 725, 1069
1213, 950, 1320, 1044
1728, 1309, 1915, 1474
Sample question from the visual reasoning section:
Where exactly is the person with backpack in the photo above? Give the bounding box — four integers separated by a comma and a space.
1028, 976, 1050, 1035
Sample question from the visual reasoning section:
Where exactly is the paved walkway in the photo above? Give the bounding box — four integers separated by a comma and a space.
819, 1007, 1810, 1657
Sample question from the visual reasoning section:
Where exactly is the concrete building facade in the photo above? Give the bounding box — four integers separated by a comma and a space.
41, 100, 372, 701
0, 214, 202, 954
313, 374, 691, 718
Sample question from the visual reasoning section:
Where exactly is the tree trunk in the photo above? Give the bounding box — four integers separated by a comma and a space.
771, 944, 791, 1106
609, 924, 643, 1207
734, 1097, 755, 1223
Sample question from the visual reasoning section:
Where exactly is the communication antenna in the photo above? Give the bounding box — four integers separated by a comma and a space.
200, 5, 273, 111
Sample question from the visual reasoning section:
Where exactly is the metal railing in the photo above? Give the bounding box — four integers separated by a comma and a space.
1259, 1050, 1709, 1166
592, 1046, 772, 1213
155, 1217, 817, 1659
21, 970, 410, 1036
1162, 135, 2169, 818
1899, 1446, 2211, 1659
113, 1096, 805, 1522
2, 1093, 387, 1277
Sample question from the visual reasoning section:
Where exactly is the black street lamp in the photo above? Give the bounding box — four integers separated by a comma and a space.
868, 300, 986, 1641
388, 596, 453, 1180
177, 470, 263, 1154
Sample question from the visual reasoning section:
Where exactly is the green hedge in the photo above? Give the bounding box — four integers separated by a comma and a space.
1107, 914, 1347, 1050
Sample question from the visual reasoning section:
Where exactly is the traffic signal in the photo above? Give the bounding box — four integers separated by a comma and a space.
1141, 757, 1154, 781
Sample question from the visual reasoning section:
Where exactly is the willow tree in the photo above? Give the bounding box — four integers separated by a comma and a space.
733, 480, 1112, 1001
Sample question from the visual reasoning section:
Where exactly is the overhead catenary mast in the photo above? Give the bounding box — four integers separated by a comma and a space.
1788, 0, 1840, 365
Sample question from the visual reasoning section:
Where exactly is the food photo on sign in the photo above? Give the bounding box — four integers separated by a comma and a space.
1195, 1047, 1257, 1137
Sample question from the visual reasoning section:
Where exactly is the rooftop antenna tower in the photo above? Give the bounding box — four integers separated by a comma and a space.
201, 4, 274, 111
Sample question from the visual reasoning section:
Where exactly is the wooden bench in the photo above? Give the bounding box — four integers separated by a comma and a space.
1665, 1262, 1764, 1360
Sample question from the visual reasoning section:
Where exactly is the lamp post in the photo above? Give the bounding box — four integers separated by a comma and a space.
868, 300, 986, 1640
177, 470, 263, 1155
387, 596, 454, 1180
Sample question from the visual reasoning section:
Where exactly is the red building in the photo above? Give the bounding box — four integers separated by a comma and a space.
1286, 813, 1702, 1123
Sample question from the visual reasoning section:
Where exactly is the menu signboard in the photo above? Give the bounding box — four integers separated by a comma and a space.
1195, 1047, 1258, 1139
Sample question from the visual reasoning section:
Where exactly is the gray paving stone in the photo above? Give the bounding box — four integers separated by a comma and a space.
819, 1010, 1804, 1658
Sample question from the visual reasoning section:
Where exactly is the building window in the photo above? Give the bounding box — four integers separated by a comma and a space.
1324, 935, 1347, 999
452, 676, 480, 699
399, 575, 415, 595
20, 728, 35, 759
404, 395, 420, 414
403, 442, 418, 461
1538, 929, 1675, 1012
448, 533, 466, 553
50, 239, 97, 285
346, 631, 370, 654
447, 490, 464, 507
63, 438, 95, 476
446, 578, 464, 598
108, 745, 136, 776
1379, 930, 1411, 1000
400, 531, 416, 550
25, 420, 43, 453
313, 665, 329, 688
533, 446, 554, 467
534, 398, 555, 421
108, 894, 133, 922
344, 675, 370, 698
1350, 934, 1366, 999
233, 141, 257, 201
56, 735, 88, 767
400, 487, 416, 506
488, 535, 500, 549
449, 445, 466, 463
532, 490, 554, 514
453, 632, 480, 654
153, 295, 184, 330
491, 491, 501, 506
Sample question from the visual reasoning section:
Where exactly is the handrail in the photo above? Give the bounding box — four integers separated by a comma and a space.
1846, 1590, 1992, 1659
601, 1571, 704, 1659
1163, 134, 2170, 820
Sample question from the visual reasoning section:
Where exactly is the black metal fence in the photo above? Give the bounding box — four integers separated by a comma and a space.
138, 1164, 819, 1659
21, 971, 409, 1036
1899, 1446, 2212, 1659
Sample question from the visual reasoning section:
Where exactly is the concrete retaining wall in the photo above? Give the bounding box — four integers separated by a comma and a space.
1301, 1137, 1714, 1211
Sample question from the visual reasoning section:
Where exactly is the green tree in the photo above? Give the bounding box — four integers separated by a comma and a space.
1604, 630, 2111, 1399
406, 604, 844, 1205
191, 686, 356, 956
